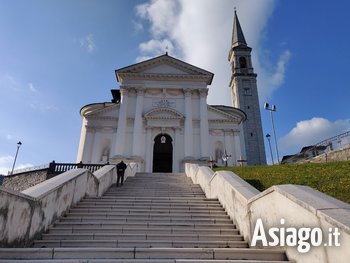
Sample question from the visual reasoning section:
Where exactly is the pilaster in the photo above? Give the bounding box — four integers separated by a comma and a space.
114, 88, 129, 157
132, 89, 144, 157
145, 126, 153, 172
199, 88, 209, 158
184, 89, 193, 158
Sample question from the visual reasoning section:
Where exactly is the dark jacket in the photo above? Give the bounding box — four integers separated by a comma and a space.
116, 161, 127, 175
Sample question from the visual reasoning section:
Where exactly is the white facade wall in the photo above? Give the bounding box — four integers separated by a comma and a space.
77, 56, 246, 172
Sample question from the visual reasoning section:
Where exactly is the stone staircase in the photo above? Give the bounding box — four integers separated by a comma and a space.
0, 173, 292, 262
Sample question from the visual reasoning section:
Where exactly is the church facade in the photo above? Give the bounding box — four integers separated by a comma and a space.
76, 11, 266, 172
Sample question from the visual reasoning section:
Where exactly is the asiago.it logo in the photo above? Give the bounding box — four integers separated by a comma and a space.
251, 218, 340, 253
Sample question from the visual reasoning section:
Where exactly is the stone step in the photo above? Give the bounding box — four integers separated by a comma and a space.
87, 198, 217, 203
33, 239, 248, 248
73, 204, 223, 210
59, 217, 233, 224
105, 195, 206, 198
109, 193, 205, 196
68, 208, 226, 214
0, 260, 292, 263
79, 199, 220, 205
4, 172, 291, 262
62, 212, 230, 220
40, 233, 244, 241
0, 247, 289, 261
47, 227, 239, 235
53, 222, 236, 229
0, 260, 293, 263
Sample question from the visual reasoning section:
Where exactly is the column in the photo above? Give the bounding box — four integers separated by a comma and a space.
76, 117, 88, 162
132, 89, 144, 157
224, 130, 234, 166
80, 127, 94, 163
114, 88, 129, 157
184, 89, 193, 158
199, 88, 210, 158
233, 130, 242, 165
145, 127, 153, 172
91, 130, 102, 163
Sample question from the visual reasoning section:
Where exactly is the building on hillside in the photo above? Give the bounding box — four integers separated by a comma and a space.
281, 145, 328, 164
76, 11, 266, 172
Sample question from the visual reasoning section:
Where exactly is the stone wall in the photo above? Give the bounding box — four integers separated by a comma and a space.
0, 166, 116, 247
302, 146, 350, 163
185, 163, 350, 263
1, 169, 48, 192
0, 161, 141, 247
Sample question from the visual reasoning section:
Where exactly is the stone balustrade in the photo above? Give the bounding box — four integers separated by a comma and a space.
0, 164, 121, 247
185, 163, 350, 263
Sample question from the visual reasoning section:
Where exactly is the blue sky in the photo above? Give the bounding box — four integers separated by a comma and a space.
1, 0, 350, 173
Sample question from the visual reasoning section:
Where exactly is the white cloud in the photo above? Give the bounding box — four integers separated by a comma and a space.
132, 20, 144, 33
258, 50, 291, 102
28, 82, 38, 93
0, 74, 20, 91
279, 117, 350, 154
137, 39, 174, 60
80, 34, 96, 53
0, 155, 13, 175
136, 0, 180, 38
0, 155, 34, 175
29, 103, 59, 112
6, 134, 13, 140
135, 0, 284, 105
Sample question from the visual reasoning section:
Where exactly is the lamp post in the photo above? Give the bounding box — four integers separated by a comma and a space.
266, 133, 274, 165
10, 141, 22, 175
264, 103, 280, 164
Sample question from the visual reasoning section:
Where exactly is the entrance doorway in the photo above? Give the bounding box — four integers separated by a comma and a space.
153, 134, 173, 172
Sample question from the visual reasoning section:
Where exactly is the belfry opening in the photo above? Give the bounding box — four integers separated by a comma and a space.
152, 134, 173, 173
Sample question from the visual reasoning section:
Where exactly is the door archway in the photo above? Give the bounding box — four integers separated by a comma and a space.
153, 134, 173, 173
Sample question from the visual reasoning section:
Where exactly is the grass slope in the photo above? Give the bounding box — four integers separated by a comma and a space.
215, 161, 350, 204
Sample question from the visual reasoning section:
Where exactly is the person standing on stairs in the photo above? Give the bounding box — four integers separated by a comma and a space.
116, 160, 127, 187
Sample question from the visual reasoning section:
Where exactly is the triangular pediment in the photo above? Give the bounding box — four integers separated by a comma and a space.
116, 54, 214, 84
144, 107, 184, 120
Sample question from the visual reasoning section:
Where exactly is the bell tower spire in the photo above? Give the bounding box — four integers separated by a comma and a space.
228, 9, 266, 165
231, 8, 247, 47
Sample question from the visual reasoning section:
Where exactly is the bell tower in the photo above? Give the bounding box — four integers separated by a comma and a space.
228, 10, 266, 165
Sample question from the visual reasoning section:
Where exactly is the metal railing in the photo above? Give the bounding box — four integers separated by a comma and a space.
47, 161, 106, 177
315, 130, 350, 151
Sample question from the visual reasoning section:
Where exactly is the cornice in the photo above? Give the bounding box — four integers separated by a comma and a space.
83, 103, 119, 118
117, 73, 212, 84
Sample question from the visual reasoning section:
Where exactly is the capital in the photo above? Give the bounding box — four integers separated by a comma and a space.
136, 88, 145, 96
199, 88, 208, 97
120, 87, 129, 96
183, 89, 192, 97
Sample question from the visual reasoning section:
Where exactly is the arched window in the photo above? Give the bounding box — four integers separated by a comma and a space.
239, 57, 247, 68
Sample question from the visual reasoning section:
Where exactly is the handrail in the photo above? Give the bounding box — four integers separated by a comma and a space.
316, 130, 350, 148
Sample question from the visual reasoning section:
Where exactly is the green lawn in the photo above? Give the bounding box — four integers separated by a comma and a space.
214, 161, 350, 204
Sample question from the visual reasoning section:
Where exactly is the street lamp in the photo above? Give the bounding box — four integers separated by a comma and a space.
264, 103, 280, 164
10, 141, 22, 175
266, 133, 274, 165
